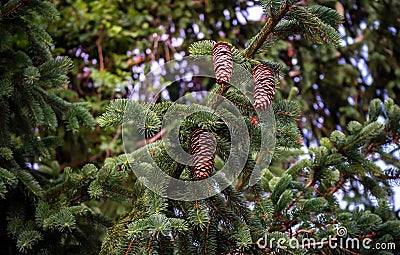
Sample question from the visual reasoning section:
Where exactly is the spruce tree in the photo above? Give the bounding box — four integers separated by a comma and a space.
0, 0, 99, 254
1, 0, 399, 255
98, 1, 400, 254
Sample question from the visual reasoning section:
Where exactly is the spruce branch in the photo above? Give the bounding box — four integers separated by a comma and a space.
327, 174, 347, 195
243, 2, 291, 58
135, 128, 167, 148
3, 0, 30, 17
203, 210, 215, 255
208, 200, 232, 225
125, 238, 135, 255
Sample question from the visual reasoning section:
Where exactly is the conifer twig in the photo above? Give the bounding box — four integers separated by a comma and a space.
328, 175, 347, 195
135, 128, 167, 147
204, 210, 215, 255
96, 24, 105, 71
243, 2, 291, 58
125, 238, 135, 255
3, 0, 30, 17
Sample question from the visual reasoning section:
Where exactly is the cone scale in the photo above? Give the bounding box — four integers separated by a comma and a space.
252, 64, 275, 111
212, 42, 233, 85
190, 128, 216, 180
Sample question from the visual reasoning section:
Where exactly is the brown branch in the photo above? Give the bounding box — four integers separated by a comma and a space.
4, 0, 30, 17
135, 128, 167, 148
286, 191, 302, 211
357, 232, 377, 239
209, 200, 232, 225
328, 175, 347, 195
103, 186, 133, 199
252, 186, 261, 202
96, 24, 105, 71
285, 174, 316, 211
146, 236, 153, 252
243, 2, 291, 58
176, 201, 187, 214
313, 186, 325, 196
378, 174, 400, 180
305, 177, 315, 188
204, 210, 215, 255
158, 234, 164, 255
125, 238, 135, 255
164, 43, 171, 62
365, 135, 399, 154
224, 190, 251, 225
293, 229, 314, 237
69, 194, 84, 204
59, 152, 102, 170
106, 125, 122, 158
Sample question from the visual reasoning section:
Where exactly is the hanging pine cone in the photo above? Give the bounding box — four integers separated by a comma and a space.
252, 64, 275, 111
212, 42, 233, 85
190, 128, 216, 180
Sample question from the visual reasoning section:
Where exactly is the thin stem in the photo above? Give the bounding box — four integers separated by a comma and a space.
328, 175, 347, 195
135, 127, 167, 148
4, 0, 30, 17
203, 210, 215, 255
125, 238, 135, 255
96, 24, 105, 71
243, 3, 290, 58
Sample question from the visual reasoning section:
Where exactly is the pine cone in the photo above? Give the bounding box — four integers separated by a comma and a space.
190, 128, 216, 180
252, 64, 275, 111
212, 42, 233, 85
